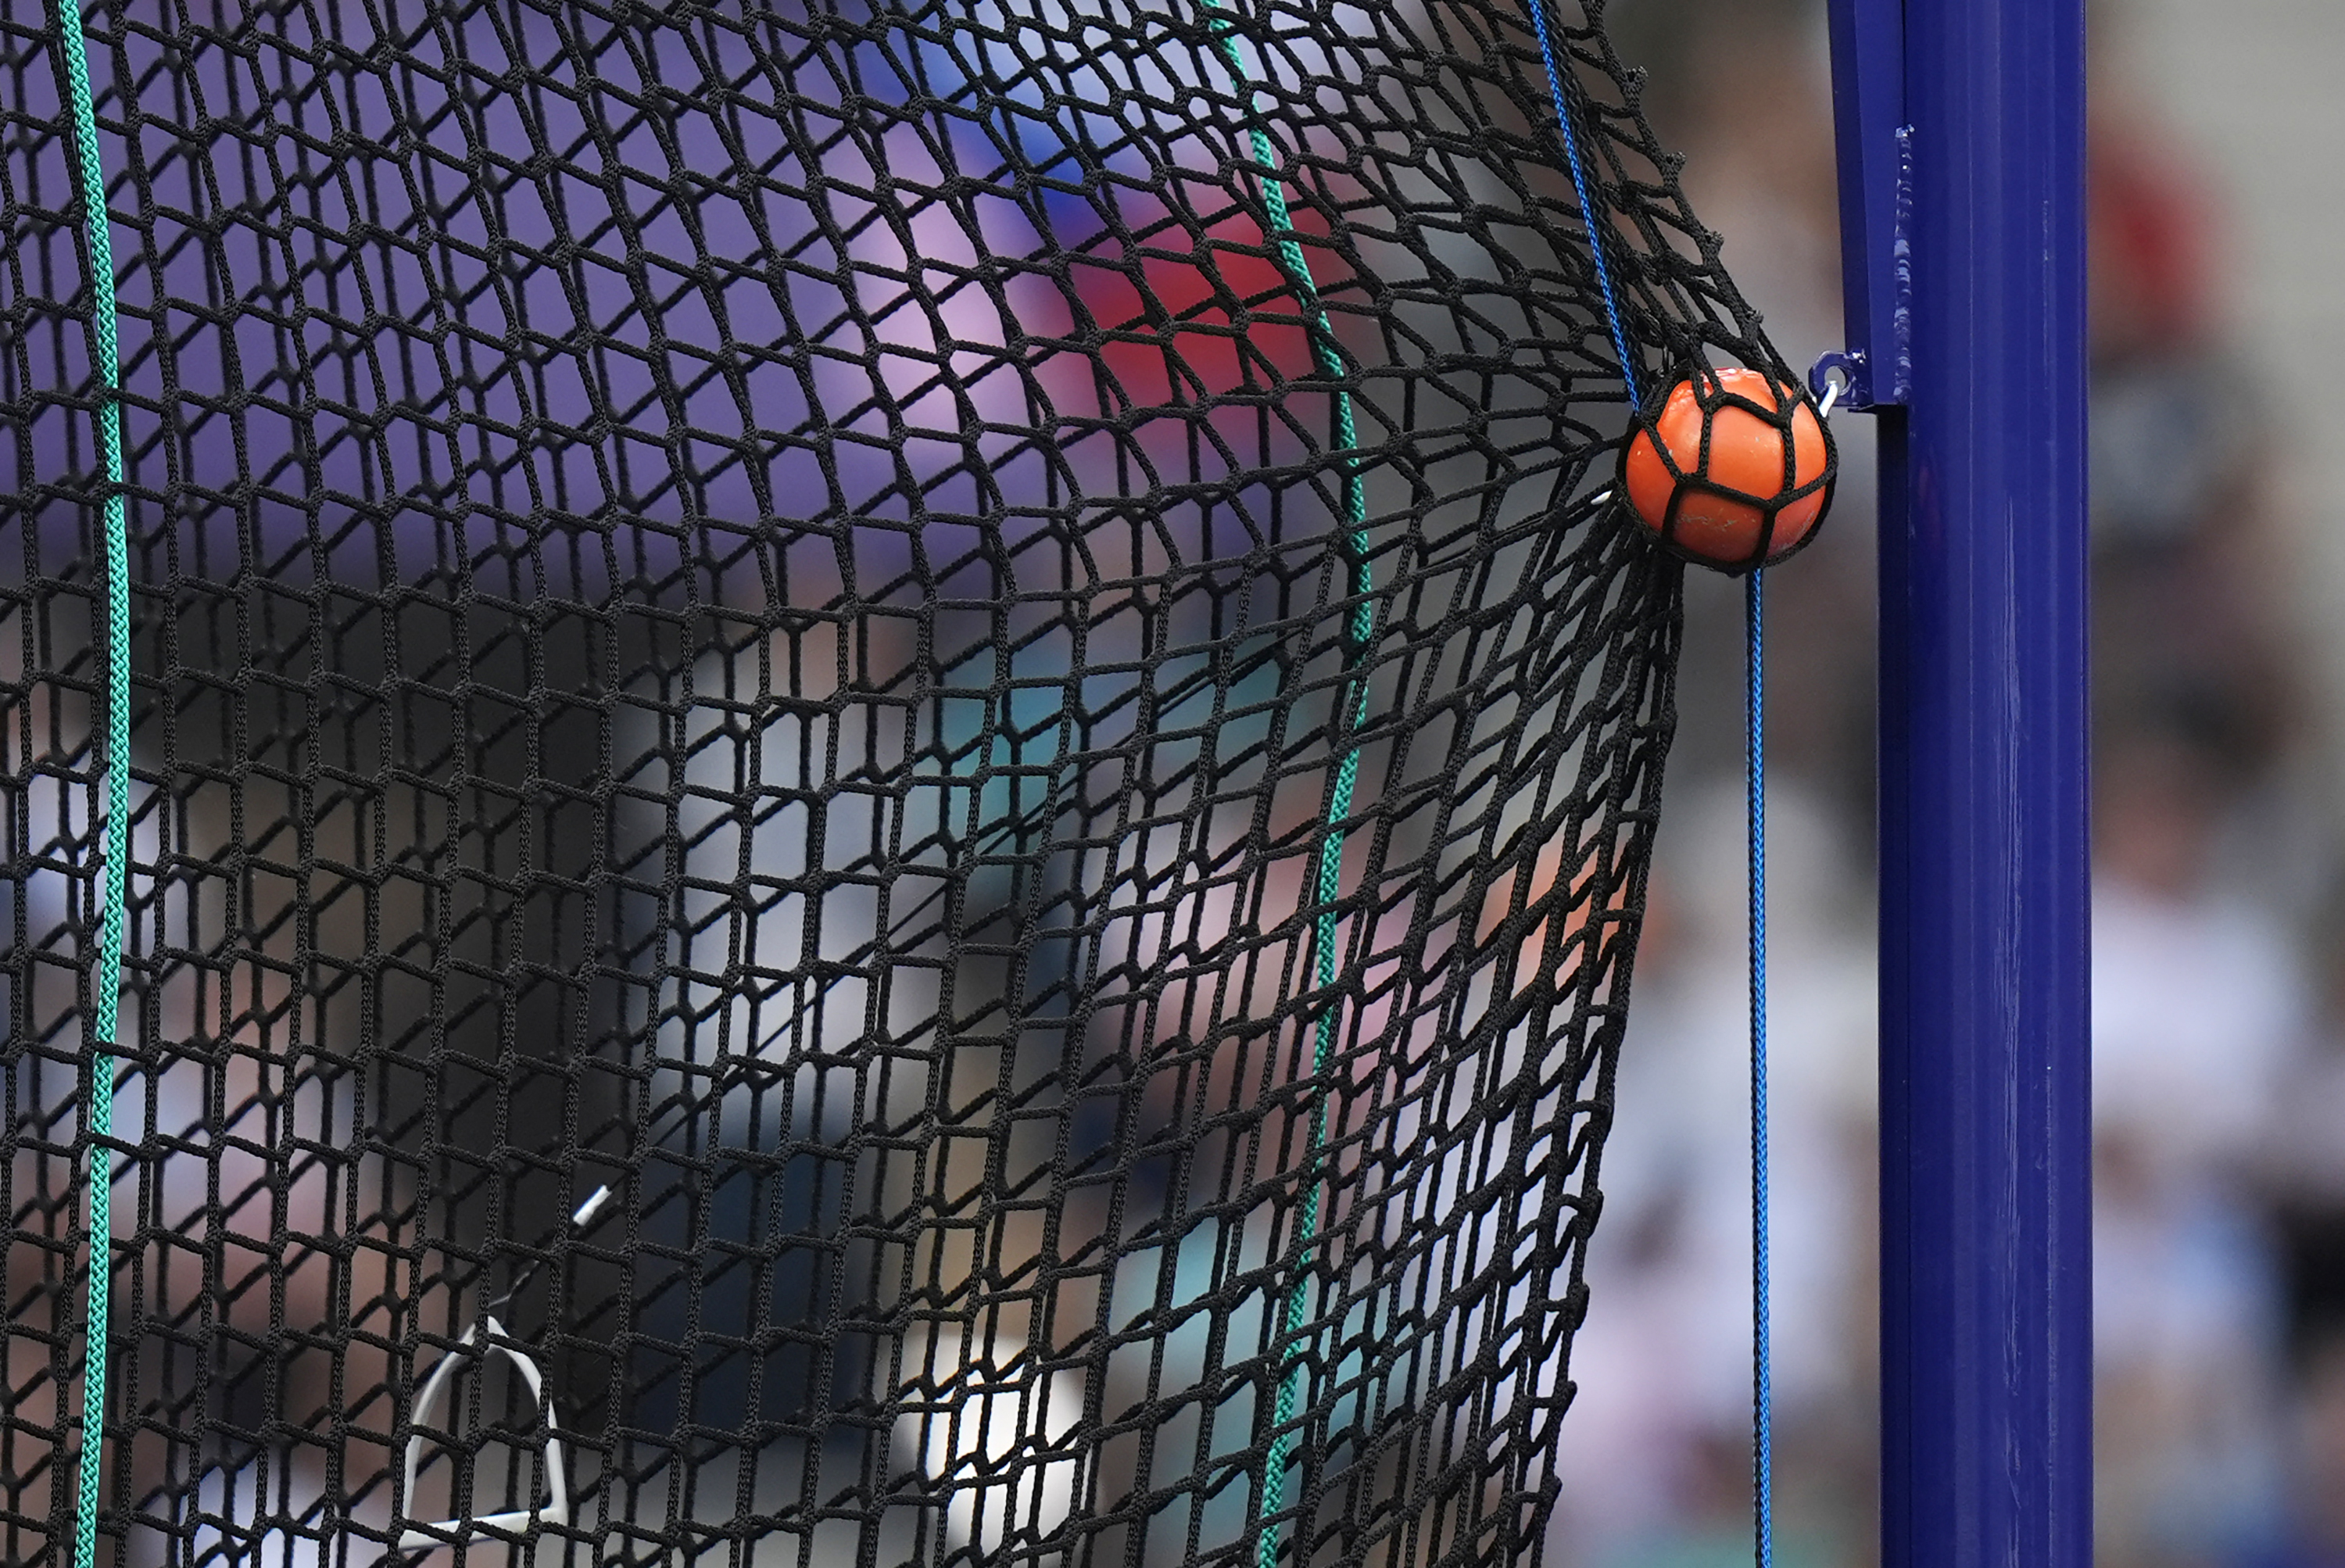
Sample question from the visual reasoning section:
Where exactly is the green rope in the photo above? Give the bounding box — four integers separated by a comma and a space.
51, 4, 129, 1566
1197, 10, 1372, 1565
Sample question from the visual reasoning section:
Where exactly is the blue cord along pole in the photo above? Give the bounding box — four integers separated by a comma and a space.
1527, 2, 1778, 1559
52, 5, 132, 1566
1747, 571, 1772, 1568
1523, 0, 1642, 410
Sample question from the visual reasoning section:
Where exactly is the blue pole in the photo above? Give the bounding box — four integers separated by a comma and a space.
1869, 0, 2093, 1564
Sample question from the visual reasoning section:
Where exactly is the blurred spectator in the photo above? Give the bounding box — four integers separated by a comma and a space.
2289, 1334, 2345, 1568
2087, 24, 2325, 1561
2089, 73, 2299, 864
2261, 885, 2345, 1565
2093, 718, 2304, 1567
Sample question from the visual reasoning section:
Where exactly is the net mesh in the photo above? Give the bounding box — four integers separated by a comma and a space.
0, 2, 1805, 1563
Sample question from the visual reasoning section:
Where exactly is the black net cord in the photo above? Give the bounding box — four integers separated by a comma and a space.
0, 2, 1803, 1563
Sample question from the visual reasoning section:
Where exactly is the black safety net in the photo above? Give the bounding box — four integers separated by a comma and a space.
0, 2, 1808, 1564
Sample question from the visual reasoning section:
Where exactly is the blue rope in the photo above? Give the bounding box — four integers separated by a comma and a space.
1522, 0, 1642, 409
1194, 9, 1373, 1566
1746, 571, 1772, 1568
1527, 14, 1774, 1561
49, 5, 131, 1566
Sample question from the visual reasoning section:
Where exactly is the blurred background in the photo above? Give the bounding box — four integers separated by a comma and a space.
1550, 2, 2345, 1565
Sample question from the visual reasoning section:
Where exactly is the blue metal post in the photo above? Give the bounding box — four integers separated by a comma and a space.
1837, 0, 2093, 1564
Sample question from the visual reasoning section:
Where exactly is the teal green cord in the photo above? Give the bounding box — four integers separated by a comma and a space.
52, 5, 130, 1566
1198, 9, 1372, 1565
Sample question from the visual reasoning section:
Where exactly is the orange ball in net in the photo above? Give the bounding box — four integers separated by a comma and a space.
1620, 367, 1832, 570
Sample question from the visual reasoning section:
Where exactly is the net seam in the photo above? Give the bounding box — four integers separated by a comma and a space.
48, 4, 131, 1567
1196, 7, 1375, 1566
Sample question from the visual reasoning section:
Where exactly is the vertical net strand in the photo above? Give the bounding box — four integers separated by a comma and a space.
1198, 8, 1376, 1564
49, 3, 130, 1566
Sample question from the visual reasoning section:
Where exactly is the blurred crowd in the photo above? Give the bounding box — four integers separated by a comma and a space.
1550, 3, 2345, 1566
